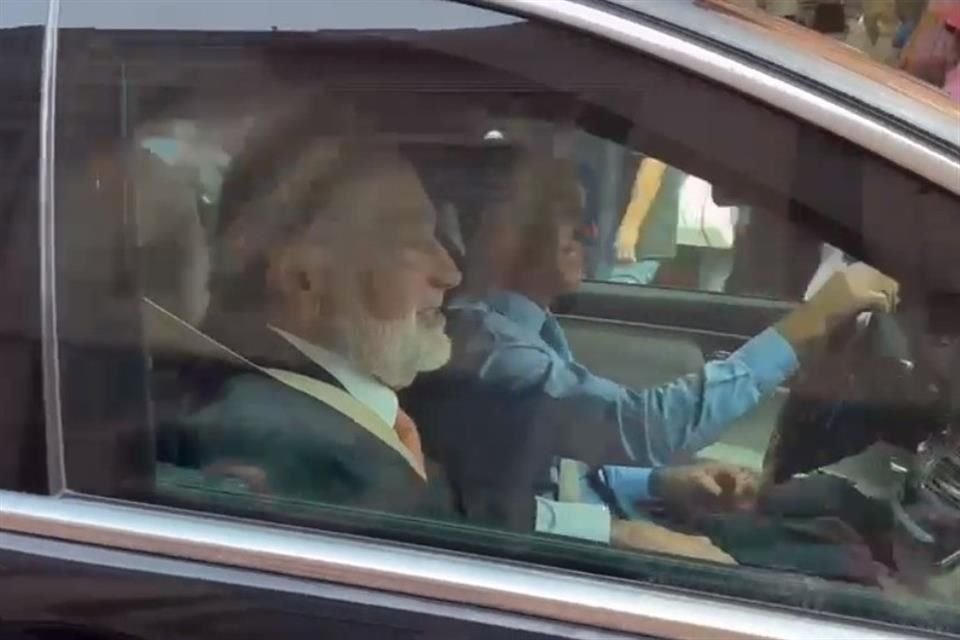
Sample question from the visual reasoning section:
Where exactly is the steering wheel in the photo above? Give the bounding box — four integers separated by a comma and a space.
764, 310, 944, 484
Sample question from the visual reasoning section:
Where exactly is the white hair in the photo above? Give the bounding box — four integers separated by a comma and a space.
336, 306, 451, 389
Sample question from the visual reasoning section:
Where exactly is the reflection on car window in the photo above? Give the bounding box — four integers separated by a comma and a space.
1, 0, 48, 28
589, 154, 741, 294
58, 0, 521, 31
51, 0, 960, 634
572, 139, 828, 300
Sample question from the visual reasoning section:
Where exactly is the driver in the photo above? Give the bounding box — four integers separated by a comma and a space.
406, 150, 899, 540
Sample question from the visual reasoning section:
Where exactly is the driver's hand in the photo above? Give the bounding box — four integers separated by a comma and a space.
809, 262, 900, 318
652, 463, 758, 517
611, 519, 736, 565
776, 263, 899, 352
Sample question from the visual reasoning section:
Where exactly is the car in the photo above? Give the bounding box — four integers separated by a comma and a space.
1, 0, 958, 638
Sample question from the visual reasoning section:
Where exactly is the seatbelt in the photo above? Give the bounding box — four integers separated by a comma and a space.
585, 467, 630, 521
142, 298, 426, 479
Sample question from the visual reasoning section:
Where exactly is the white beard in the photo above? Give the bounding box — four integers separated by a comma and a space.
338, 310, 451, 389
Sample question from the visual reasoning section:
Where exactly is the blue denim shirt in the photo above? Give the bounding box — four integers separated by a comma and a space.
446, 291, 799, 503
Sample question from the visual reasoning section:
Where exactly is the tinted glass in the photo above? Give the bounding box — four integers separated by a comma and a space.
52, 0, 960, 634
583, 152, 832, 300
0, 0, 46, 493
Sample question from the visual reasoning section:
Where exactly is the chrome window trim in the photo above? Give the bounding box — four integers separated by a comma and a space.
609, 0, 960, 150
38, 0, 65, 495
0, 491, 933, 640
479, 0, 960, 196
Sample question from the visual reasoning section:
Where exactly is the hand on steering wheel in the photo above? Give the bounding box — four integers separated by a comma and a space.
776, 263, 900, 356
812, 262, 900, 319
764, 302, 943, 484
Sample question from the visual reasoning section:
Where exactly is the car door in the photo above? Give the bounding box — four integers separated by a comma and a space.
2, 0, 960, 638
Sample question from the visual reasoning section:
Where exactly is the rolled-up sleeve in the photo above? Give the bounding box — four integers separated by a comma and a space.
578, 464, 658, 520
734, 327, 800, 396
476, 324, 798, 468
600, 465, 656, 503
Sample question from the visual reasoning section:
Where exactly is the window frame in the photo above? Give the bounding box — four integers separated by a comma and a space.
15, 0, 960, 638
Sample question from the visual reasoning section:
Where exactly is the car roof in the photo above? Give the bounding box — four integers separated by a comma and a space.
608, 0, 960, 153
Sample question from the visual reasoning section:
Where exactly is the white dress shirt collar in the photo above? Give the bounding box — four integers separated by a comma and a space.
269, 326, 399, 427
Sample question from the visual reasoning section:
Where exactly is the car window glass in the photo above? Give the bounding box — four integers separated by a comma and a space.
0, 0, 47, 494
2, 0, 48, 28
580, 146, 829, 300
58, 0, 521, 30
52, 0, 960, 634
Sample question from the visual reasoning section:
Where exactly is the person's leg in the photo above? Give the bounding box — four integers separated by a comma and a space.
698, 248, 735, 293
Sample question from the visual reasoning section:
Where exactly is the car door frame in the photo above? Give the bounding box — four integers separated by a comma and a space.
2, 0, 959, 638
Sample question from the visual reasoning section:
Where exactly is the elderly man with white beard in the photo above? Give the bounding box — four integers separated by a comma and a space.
156, 95, 463, 517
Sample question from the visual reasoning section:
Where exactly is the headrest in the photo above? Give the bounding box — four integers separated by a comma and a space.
134, 147, 213, 327
142, 297, 426, 478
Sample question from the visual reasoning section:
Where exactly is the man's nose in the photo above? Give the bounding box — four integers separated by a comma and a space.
430, 243, 462, 290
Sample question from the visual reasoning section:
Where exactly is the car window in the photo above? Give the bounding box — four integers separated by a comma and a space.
51, 0, 960, 635
0, 0, 47, 494
579, 146, 830, 300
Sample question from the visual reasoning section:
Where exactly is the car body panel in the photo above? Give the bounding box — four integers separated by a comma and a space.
1, 533, 643, 640
0, 491, 936, 640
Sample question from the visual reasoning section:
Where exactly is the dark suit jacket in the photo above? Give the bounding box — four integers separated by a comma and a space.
154, 318, 458, 520
402, 367, 556, 532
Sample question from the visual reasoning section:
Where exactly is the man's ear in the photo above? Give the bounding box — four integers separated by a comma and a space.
265, 242, 332, 299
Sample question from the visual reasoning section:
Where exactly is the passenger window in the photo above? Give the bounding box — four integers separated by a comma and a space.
51, 0, 960, 634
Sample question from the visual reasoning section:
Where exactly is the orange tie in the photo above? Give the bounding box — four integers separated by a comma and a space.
394, 407, 427, 479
